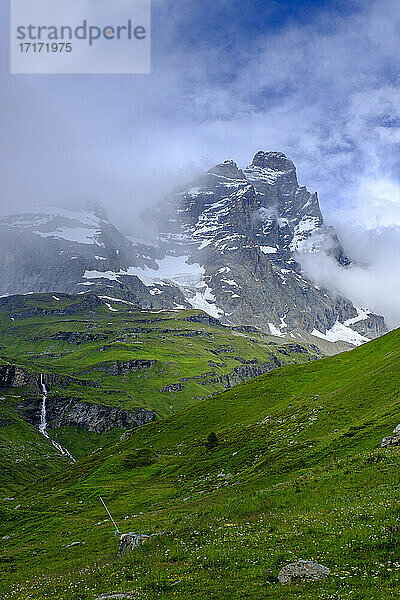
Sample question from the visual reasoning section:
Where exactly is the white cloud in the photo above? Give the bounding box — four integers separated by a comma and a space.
299, 224, 400, 329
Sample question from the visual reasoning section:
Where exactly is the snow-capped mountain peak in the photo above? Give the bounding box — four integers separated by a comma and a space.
0, 154, 387, 347
148, 151, 386, 344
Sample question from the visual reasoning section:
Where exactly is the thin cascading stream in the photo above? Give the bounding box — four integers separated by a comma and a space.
38, 374, 76, 462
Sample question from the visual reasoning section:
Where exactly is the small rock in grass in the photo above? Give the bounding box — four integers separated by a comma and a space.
278, 559, 330, 584
118, 532, 150, 554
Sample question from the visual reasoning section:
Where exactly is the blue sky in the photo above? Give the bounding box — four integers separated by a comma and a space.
1, 0, 400, 323
164, 0, 358, 53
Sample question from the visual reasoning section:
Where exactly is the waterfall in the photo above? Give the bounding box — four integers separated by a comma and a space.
39, 375, 48, 436
38, 375, 76, 462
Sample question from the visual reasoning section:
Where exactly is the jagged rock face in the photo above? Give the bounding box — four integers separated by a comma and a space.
160, 383, 184, 393
145, 151, 386, 344
0, 365, 38, 389
0, 364, 101, 391
244, 151, 349, 264
18, 395, 155, 433
91, 360, 157, 376
208, 360, 282, 389
52, 400, 154, 433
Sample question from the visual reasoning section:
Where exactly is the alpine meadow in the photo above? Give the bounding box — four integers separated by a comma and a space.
1, 1, 400, 599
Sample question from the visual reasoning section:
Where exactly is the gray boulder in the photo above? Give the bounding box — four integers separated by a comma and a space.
278, 559, 330, 584
381, 424, 400, 448
118, 532, 150, 554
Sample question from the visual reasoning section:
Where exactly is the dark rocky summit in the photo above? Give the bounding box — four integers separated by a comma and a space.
148, 150, 386, 343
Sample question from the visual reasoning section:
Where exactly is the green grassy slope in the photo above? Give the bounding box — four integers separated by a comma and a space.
0, 393, 70, 494
0, 293, 323, 485
0, 294, 322, 419
1, 328, 399, 599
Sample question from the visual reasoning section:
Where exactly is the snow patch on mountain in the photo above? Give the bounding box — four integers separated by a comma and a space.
83, 270, 120, 282
2, 206, 107, 246
268, 323, 285, 337
188, 283, 223, 319
34, 227, 102, 245
343, 306, 371, 326
312, 322, 369, 346
127, 256, 204, 289
83, 255, 224, 320
245, 164, 292, 185
290, 217, 326, 254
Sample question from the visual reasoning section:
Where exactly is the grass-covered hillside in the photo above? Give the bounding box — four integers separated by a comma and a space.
0, 293, 322, 418
1, 327, 399, 599
0, 293, 322, 491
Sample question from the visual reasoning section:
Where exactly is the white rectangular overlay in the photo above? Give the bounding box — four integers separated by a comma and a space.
11, 0, 151, 74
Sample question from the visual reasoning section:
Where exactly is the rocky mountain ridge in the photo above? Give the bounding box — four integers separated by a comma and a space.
0, 151, 387, 345
147, 151, 386, 343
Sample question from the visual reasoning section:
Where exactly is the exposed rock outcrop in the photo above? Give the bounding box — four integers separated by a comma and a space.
55, 401, 154, 433
278, 344, 311, 356
0, 364, 99, 391
0, 365, 38, 389
183, 314, 221, 325
96, 359, 156, 376
351, 313, 388, 340
49, 331, 110, 344
18, 396, 155, 433
160, 383, 184, 393
179, 357, 281, 389
212, 360, 281, 388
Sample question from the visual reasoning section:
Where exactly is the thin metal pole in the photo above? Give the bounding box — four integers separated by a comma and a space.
99, 496, 121, 535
